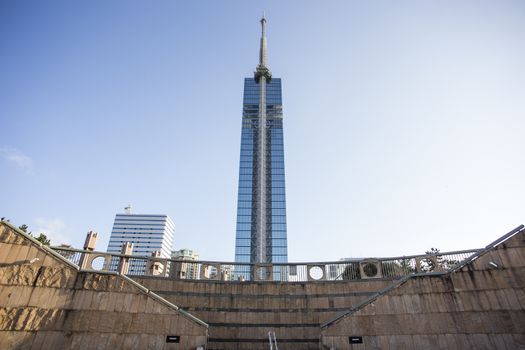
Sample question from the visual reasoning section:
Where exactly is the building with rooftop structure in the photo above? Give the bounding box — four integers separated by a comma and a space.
234, 15, 288, 280
107, 205, 175, 274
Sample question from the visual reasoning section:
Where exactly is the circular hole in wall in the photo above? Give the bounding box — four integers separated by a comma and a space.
362, 263, 379, 277
309, 266, 324, 280
90, 256, 106, 270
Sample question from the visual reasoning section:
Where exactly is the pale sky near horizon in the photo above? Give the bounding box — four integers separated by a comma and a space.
1, 1, 524, 262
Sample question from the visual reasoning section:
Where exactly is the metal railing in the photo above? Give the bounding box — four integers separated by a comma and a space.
320, 224, 525, 329
50, 246, 480, 283
268, 331, 278, 350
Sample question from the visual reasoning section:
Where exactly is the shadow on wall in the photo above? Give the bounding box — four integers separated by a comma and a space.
0, 220, 208, 350
320, 225, 525, 349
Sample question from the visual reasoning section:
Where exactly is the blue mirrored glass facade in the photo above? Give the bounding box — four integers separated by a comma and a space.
234, 78, 288, 269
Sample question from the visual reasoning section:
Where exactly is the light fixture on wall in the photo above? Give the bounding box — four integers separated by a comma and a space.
488, 261, 499, 269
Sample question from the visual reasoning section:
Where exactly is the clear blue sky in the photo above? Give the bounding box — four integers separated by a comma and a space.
1, 1, 524, 261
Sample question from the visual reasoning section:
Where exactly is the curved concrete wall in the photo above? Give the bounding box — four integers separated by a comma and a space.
320, 228, 525, 349
0, 222, 208, 350
4, 219, 523, 350
133, 276, 397, 349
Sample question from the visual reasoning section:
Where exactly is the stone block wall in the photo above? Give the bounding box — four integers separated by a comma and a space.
5, 218, 522, 350
0, 222, 208, 350
320, 228, 525, 349
134, 274, 396, 349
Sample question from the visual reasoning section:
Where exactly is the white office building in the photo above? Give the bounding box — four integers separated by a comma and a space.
107, 207, 175, 273
172, 249, 199, 279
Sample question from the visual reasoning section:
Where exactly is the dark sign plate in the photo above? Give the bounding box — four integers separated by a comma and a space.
349, 336, 363, 344
166, 335, 180, 343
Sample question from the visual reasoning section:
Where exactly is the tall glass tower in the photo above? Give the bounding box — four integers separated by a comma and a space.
234, 16, 288, 274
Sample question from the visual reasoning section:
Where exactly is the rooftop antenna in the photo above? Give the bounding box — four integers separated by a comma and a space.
259, 12, 268, 68
124, 204, 132, 215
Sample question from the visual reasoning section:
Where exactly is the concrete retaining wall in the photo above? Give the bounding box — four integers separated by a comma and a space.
320, 229, 525, 349
134, 274, 396, 349
0, 222, 208, 350
4, 218, 523, 350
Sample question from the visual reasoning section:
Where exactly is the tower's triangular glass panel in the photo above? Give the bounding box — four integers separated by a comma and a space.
234, 16, 288, 280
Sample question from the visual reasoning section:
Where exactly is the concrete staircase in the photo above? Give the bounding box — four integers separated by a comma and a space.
133, 277, 397, 349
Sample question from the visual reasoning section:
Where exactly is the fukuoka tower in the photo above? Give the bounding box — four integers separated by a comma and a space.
234, 15, 288, 278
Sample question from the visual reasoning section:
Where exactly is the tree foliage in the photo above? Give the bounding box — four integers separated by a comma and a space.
34, 233, 51, 246
16, 224, 51, 246
420, 248, 459, 272
341, 248, 462, 280
341, 263, 361, 280
381, 260, 416, 277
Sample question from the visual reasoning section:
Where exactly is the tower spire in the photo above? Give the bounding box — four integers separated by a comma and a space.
255, 13, 271, 83
259, 13, 267, 67
253, 15, 271, 264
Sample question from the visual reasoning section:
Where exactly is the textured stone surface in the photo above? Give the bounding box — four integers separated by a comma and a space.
0, 265, 39, 286
133, 276, 396, 349
3, 220, 524, 349
0, 222, 208, 349
34, 266, 77, 289
320, 229, 525, 349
